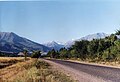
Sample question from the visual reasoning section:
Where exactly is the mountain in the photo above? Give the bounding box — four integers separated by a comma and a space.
43, 41, 64, 50
0, 32, 50, 52
78, 33, 109, 41
64, 40, 74, 48
65, 33, 109, 48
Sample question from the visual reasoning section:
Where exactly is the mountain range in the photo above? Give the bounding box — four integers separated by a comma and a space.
64, 33, 108, 48
43, 41, 64, 51
0, 32, 109, 53
0, 32, 50, 52
43, 33, 109, 49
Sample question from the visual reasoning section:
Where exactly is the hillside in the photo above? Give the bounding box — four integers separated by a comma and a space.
0, 32, 50, 52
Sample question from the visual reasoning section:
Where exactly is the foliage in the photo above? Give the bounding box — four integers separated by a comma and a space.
23, 49, 28, 60
11, 59, 75, 82
47, 30, 120, 62
115, 29, 120, 35
31, 51, 41, 58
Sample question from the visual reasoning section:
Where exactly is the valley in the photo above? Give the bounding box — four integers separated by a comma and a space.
1, 1, 120, 82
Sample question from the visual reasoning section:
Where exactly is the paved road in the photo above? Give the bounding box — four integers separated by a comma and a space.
45, 59, 120, 82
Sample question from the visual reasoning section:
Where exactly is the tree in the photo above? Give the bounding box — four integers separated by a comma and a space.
69, 49, 77, 58
31, 51, 41, 58
23, 49, 28, 60
87, 40, 99, 59
47, 49, 58, 58
59, 48, 68, 58
46, 29, 120, 62
73, 40, 89, 60
115, 29, 120, 35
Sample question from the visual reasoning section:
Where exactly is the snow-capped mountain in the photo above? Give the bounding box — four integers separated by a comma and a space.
78, 33, 109, 41
65, 33, 109, 48
64, 40, 74, 48
43, 41, 64, 50
0, 32, 50, 52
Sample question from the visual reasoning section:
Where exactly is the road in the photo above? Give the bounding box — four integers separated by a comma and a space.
44, 59, 120, 82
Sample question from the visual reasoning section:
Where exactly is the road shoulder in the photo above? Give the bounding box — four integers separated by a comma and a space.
42, 59, 107, 82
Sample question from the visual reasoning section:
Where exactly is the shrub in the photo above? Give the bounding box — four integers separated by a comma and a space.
31, 51, 41, 58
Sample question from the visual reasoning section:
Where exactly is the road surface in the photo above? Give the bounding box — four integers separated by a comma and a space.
44, 59, 120, 82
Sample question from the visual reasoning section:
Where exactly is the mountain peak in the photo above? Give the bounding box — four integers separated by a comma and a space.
43, 41, 58, 46
51, 41, 57, 44
79, 32, 108, 41
0, 32, 17, 37
43, 41, 64, 50
0, 32, 15, 34
0, 32, 50, 52
9, 32, 16, 35
65, 32, 109, 48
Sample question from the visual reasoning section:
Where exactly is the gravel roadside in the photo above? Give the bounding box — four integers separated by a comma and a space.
42, 59, 108, 82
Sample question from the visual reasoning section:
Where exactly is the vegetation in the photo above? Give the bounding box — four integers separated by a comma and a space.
23, 49, 28, 60
0, 57, 27, 69
0, 57, 25, 63
0, 58, 75, 82
115, 29, 120, 35
0, 52, 17, 57
31, 50, 41, 58
14, 60, 74, 82
47, 30, 120, 63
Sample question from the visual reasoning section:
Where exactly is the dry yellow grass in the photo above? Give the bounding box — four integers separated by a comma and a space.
13, 59, 75, 82
0, 57, 33, 82
0, 58, 75, 82
0, 57, 30, 63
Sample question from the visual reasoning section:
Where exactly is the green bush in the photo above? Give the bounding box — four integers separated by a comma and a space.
31, 51, 41, 58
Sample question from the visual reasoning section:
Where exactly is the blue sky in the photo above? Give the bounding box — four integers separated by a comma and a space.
0, 1, 120, 43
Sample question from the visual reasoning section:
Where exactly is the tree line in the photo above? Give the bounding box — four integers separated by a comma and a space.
47, 30, 120, 62
0, 50, 41, 60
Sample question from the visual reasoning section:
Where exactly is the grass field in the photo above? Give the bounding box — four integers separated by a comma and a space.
0, 57, 75, 82
0, 57, 30, 69
0, 57, 25, 62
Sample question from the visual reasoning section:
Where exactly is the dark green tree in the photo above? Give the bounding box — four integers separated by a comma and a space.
115, 29, 120, 35
31, 50, 41, 58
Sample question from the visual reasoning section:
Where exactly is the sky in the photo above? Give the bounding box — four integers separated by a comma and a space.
0, 1, 120, 43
